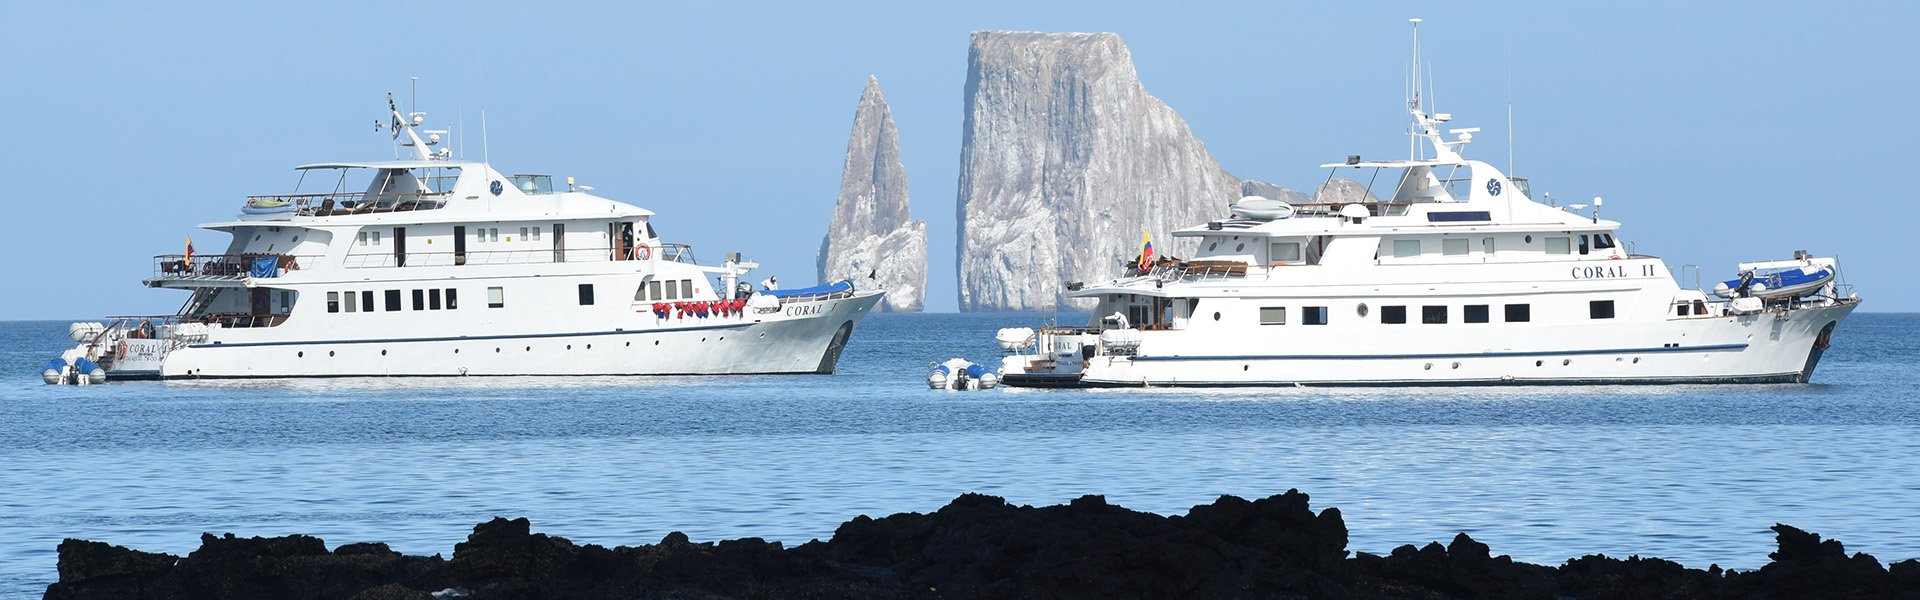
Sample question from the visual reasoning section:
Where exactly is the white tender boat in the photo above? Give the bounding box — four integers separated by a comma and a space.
44, 93, 883, 382
996, 22, 1859, 388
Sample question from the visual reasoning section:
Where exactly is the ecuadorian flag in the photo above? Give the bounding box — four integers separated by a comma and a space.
185, 234, 196, 264
1137, 230, 1154, 273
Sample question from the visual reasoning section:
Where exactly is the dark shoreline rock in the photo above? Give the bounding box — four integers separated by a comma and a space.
43, 490, 1920, 599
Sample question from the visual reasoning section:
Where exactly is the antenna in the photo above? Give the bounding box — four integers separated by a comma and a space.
410, 76, 418, 116
481, 109, 491, 165
1409, 18, 1422, 160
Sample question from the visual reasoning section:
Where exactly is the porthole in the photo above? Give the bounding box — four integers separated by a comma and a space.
1525, 235, 1533, 243
1563, 359, 1572, 366
1212, 312, 1221, 321
626, 342, 631, 347
1356, 303, 1370, 317
1208, 242, 1218, 251
525, 346, 531, 352
381, 349, 388, 356
654, 340, 660, 346
586, 344, 592, 349
759, 333, 766, 338
1632, 357, 1640, 364
718, 337, 725, 342
1235, 243, 1245, 252
495, 348, 501, 353
700, 337, 707, 342
454, 349, 460, 354
328, 351, 335, 357
1242, 365, 1249, 371
566, 344, 572, 350
297, 351, 304, 358
1535, 360, 1543, 367
1451, 362, 1460, 369
1424, 363, 1433, 370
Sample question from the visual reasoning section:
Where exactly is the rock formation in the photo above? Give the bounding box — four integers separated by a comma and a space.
955, 32, 1313, 311
1313, 178, 1380, 204
1241, 179, 1312, 205
45, 491, 1920, 600
817, 76, 926, 312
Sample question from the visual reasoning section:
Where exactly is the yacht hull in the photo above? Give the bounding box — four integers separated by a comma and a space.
150, 292, 882, 378
1010, 303, 1855, 388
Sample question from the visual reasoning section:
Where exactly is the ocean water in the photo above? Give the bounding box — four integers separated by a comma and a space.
2, 312, 1918, 597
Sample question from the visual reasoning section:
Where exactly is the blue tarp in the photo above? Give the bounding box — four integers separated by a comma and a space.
251, 257, 278, 278
759, 280, 852, 299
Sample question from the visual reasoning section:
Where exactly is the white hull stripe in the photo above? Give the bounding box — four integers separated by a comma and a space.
1127, 343, 1749, 361
192, 322, 754, 348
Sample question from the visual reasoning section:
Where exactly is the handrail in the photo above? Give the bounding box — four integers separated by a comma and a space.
341, 244, 698, 268
245, 191, 453, 217
152, 253, 321, 280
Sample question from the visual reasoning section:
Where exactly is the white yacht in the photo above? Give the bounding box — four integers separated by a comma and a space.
44, 94, 883, 383
996, 24, 1859, 388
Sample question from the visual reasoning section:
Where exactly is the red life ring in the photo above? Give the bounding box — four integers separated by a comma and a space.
635, 245, 651, 260
117, 340, 129, 355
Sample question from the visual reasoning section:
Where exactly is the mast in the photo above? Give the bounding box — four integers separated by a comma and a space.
1409, 18, 1422, 160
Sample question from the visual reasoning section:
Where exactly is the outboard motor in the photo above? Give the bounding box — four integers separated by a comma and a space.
73, 358, 106, 385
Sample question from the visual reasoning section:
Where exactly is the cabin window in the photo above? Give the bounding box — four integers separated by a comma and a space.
519, 227, 529, 241
1483, 237, 1495, 255
533, 227, 542, 241
578, 284, 596, 305
429, 289, 443, 310
650, 280, 664, 300
1269, 242, 1302, 264
1303, 306, 1328, 325
1442, 238, 1468, 256
1590, 300, 1615, 319
1505, 303, 1531, 322
361, 291, 374, 312
412, 289, 426, 310
664, 280, 678, 300
1546, 237, 1570, 254
1464, 305, 1490, 323
356, 232, 368, 246
1393, 239, 1421, 258
385, 290, 402, 312
1578, 235, 1591, 255
487, 286, 505, 308
344, 291, 358, 312
488, 228, 499, 242
445, 288, 458, 309
1422, 305, 1448, 324
1381, 305, 1407, 324
1595, 234, 1616, 249
1676, 302, 1691, 316
1260, 307, 1286, 325
475, 229, 485, 244
680, 280, 694, 299
327, 292, 340, 313
370, 231, 382, 246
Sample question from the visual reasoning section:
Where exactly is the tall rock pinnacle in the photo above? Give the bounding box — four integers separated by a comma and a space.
955, 31, 1250, 311
818, 76, 927, 311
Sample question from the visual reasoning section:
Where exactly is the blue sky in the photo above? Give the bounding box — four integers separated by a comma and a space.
1, 1, 1912, 317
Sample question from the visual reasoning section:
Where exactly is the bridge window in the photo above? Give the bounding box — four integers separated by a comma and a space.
1546, 237, 1570, 254
1269, 242, 1302, 264
1595, 234, 1616, 249
328, 292, 340, 313
1303, 306, 1328, 325
412, 289, 426, 310
1260, 307, 1286, 325
1381, 305, 1407, 324
1590, 300, 1615, 319
385, 290, 402, 312
1422, 305, 1448, 324
1442, 238, 1468, 256
445, 288, 458, 309
429, 288, 442, 310
1393, 239, 1421, 258
487, 286, 505, 308
361, 291, 374, 312
1578, 235, 1591, 255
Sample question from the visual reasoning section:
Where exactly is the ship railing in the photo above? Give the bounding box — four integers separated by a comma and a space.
342, 244, 699, 268
243, 190, 454, 217
772, 288, 858, 303
1286, 201, 1414, 217
152, 254, 320, 280
1172, 261, 1251, 282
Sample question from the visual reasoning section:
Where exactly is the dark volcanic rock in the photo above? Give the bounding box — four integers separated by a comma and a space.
44, 491, 1920, 600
